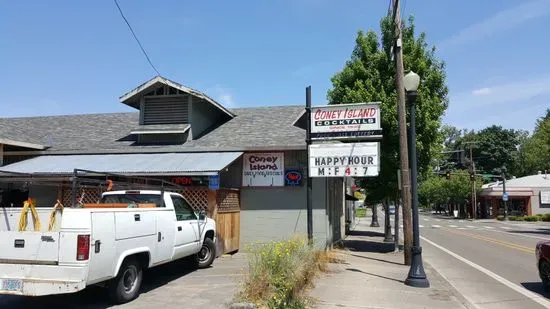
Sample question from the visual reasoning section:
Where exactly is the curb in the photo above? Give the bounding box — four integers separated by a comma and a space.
423, 259, 479, 309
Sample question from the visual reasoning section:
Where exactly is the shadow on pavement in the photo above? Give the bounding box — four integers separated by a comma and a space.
348, 253, 404, 266
347, 230, 385, 237
344, 239, 395, 254
509, 229, 550, 236
0, 259, 198, 309
346, 268, 405, 283
520, 282, 550, 299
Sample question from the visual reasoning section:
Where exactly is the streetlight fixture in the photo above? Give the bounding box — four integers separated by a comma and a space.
403, 70, 430, 288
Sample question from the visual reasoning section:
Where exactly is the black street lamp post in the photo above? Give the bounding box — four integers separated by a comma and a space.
403, 71, 430, 288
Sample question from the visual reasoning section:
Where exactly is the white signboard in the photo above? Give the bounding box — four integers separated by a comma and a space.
242, 152, 284, 187
310, 103, 382, 140
541, 191, 550, 205
309, 143, 379, 177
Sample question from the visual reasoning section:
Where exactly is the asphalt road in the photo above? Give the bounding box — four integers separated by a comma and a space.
379, 210, 550, 308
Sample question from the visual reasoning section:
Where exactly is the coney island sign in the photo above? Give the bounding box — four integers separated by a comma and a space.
310, 102, 382, 140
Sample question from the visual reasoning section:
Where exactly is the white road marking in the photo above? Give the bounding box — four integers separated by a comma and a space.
458, 227, 466, 230
459, 220, 464, 223
421, 236, 550, 308
501, 226, 512, 229
466, 225, 475, 229
484, 226, 495, 229
449, 225, 458, 228
435, 219, 441, 222
432, 225, 441, 228
480, 226, 550, 241
419, 225, 424, 228
423, 218, 429, 221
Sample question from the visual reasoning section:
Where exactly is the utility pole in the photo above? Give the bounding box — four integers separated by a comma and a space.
392, 0, 412, 265
464, 142, 478, 219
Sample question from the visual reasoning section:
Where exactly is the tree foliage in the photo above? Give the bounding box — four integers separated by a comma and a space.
436, 124, 525, 177
327, 15, 449, 203
518, 109, 550, 174
419, 172, 482, 211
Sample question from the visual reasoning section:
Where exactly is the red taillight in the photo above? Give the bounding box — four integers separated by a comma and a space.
77, 235, 90, 261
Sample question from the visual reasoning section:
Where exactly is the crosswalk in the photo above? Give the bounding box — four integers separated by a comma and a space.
396, 223, 525, 231
381, 213, 550, 234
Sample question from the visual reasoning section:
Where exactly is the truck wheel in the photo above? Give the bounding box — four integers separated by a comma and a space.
197, 238, 216, 268
108, 258, 143, 304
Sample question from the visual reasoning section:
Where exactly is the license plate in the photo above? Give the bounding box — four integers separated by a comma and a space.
0, 279, 23, 292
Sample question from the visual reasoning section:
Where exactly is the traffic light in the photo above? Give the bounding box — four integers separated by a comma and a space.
445, 170, 451, 180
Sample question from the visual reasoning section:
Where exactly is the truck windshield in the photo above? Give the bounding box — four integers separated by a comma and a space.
100, 194, 163, 207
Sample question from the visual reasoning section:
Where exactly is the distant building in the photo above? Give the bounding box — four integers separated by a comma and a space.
478, 171, 550, 218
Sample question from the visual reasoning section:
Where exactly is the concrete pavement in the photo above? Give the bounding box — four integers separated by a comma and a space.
309, 217, 470, 309
0, 254, 247, 309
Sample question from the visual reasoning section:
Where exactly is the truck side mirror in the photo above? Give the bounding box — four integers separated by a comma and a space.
197, 210, 207, 221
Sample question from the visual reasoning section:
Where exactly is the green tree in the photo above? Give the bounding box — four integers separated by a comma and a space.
419, 171, 482, 218
519, 109, 550, 174
327, 15, 449, 203
465, 126, 522, 177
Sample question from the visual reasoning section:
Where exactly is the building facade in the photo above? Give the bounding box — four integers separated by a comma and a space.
478, 172, 550, 218
0, 76, 346, 250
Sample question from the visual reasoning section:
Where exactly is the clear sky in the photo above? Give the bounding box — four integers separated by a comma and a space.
1, 0, 549, 132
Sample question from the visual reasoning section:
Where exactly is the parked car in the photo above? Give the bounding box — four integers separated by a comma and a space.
0, 190, 217, 304
536, 240, 550, 290
389, 205, 396, 215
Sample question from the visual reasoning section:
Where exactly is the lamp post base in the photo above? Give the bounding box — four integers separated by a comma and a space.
405, 246, 429, 288
384, 226, 394, 243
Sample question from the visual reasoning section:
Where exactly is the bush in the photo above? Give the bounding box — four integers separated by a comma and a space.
515, 216, 525, 221
508, 216, 517, 221
497, 215, 505, 221
542, 214, 550, 222
238, 235, 329, 309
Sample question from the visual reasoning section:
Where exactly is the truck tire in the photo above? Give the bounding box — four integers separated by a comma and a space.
197, 237, 216, 269
108, 258, 143, 304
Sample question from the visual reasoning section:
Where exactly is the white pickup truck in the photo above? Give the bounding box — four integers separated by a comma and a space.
0, 190, 217, 304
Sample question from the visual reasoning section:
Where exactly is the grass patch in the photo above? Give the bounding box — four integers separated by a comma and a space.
236, 235, 330, 309
543, 214, 550, 222
355, 208, 366, 218
497, 215, 505, 221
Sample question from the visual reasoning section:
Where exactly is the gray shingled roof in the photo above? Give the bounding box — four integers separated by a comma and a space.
0, 106, 306, 153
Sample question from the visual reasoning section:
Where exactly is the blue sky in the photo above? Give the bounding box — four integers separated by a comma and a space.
1, 0, 549, 132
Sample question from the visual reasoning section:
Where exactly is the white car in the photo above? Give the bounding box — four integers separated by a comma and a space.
0, 190, 216, 304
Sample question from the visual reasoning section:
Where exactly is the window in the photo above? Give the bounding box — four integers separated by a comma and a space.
101, 194, 163, 207
171, 195, 196, 221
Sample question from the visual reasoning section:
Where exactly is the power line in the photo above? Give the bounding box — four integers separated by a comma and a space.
114, 0, 161, 76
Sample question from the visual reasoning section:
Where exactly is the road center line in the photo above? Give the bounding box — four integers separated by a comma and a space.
440, 227, 535, 254
421, 236, 550, 308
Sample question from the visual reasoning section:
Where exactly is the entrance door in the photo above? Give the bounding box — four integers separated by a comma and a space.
171, 194, 200, 259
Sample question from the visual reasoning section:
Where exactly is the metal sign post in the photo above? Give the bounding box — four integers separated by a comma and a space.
306, 86, 313, 245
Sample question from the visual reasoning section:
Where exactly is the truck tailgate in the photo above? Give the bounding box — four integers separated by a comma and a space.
0, 232, 59, 263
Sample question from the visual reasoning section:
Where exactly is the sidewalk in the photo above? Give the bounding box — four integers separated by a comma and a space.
309, 218, 471, 309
